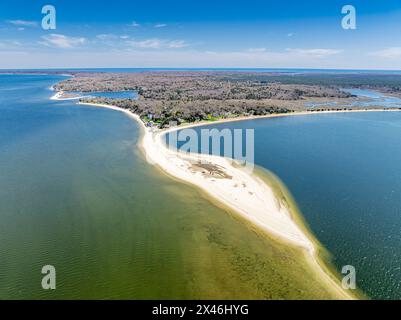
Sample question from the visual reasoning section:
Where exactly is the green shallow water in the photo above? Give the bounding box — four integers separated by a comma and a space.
0, 74, 344, 299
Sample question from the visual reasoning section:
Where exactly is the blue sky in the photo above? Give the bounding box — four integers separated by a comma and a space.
1, 0, 401, 69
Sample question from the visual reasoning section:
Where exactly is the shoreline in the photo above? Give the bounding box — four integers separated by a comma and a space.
75, 100, 377, 299
50, 82, 399, 299
153, 107, 401, 131
50, 88, 87, 101
78, 101, 318, 249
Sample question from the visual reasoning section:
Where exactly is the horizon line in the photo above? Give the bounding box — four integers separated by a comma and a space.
1, 67, 401, 73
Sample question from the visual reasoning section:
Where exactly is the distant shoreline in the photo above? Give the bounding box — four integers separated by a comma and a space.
3, 67, 401, 74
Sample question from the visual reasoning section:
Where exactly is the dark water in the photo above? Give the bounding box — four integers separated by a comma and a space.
0, 74, 341, 299
194, 112, 401, 299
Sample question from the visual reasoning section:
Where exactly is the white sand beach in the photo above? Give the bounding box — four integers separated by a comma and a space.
70, 100, 384, 299
50, 90, 87, 101
77, 102, 314, 250
75, 103, 400, 253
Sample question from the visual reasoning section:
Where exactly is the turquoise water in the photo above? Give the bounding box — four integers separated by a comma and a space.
193, 112, 401, 299
87, 91, 138, 99
66, 90, 138, 99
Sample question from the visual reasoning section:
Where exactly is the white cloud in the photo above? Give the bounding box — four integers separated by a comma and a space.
6, 20, 38, 27
127, 38, 163, 49
154, 23, 167, 28
285, 48, 343, 58
126, 38, 188, 49
248, 48, 267, 53
128, 21, 140, 27
0, 40, 22, 49
369, 47, 401, 59
96, 34, 131, 42
287, 33, 294, 37
96, 34, 119, 41
168, 40, 188, 48
40, 34, 86, 49
0, 48, 392, 70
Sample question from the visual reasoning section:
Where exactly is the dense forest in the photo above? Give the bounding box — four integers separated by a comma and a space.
52, 71, 400, 128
